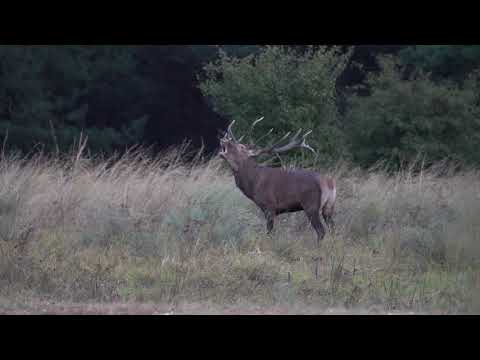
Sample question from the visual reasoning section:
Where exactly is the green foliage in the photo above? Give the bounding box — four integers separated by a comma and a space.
220, 45, 262, 59
0, 46, 145, 154
345, 56, 480, 168
198, 45, 353, 165
189, 45, 261, 64
399, 45, 480, 82
1, 45, 479, 171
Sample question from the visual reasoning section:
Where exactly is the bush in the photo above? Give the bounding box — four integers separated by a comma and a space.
345, 55, 480, 169
198, 45, 353, 166
399, 45, 480, 82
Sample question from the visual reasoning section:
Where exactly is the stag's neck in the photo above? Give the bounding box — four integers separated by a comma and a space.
233, 158, 261, 199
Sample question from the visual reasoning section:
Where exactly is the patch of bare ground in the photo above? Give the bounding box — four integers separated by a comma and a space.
0, 301, 429, 315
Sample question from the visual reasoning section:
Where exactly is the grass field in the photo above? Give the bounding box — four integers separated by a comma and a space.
1, 145, 479, 314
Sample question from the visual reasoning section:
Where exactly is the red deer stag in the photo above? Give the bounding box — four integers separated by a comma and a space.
219, 117, 336, 246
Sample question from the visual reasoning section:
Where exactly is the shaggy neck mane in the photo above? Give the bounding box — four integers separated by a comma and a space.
232, 158, 262, 199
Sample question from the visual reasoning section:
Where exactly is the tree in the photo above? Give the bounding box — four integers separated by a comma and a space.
0, 45, 147, 154
345, 55, 480, 168
198, 45, 353, 165
399, 45, 480, 82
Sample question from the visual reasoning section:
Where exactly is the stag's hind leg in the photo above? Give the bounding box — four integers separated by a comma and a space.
305, 208, 326, 247
322, 203, 335, 233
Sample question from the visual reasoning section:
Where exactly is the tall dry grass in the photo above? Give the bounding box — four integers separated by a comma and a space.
0, 144, 479, 313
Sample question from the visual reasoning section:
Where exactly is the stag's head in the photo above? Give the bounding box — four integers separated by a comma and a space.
219, 120, 255, 171
219, 117, 316, 171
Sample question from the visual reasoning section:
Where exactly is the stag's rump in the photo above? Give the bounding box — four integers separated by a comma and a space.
315, 175, 336, 213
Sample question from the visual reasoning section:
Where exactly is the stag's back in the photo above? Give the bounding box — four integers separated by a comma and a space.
248, 167, 323, 212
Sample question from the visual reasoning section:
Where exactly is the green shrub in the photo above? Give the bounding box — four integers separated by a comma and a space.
199, 45, 353, 165
345, 55, 480, 169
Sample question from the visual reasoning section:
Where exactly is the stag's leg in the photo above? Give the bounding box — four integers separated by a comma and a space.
262, 208, 275, 234
305, 209, 326, 247
322, 204, 335, 233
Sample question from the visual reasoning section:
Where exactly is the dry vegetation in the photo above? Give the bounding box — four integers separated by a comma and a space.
0, 144, 479, 314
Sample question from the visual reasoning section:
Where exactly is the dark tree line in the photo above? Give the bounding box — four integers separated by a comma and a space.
0, 45, 233, 155
1, 45, 479, 168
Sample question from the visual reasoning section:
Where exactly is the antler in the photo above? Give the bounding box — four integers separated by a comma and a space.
238, 116, 264, 143
222, 120, 238, 142
222, 116, 316, 157
250, 128, 316, 157
223, 116, 264, 144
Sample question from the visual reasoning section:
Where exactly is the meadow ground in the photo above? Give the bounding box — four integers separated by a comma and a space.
1, 146, 479, 314
0, 300, 424, 314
